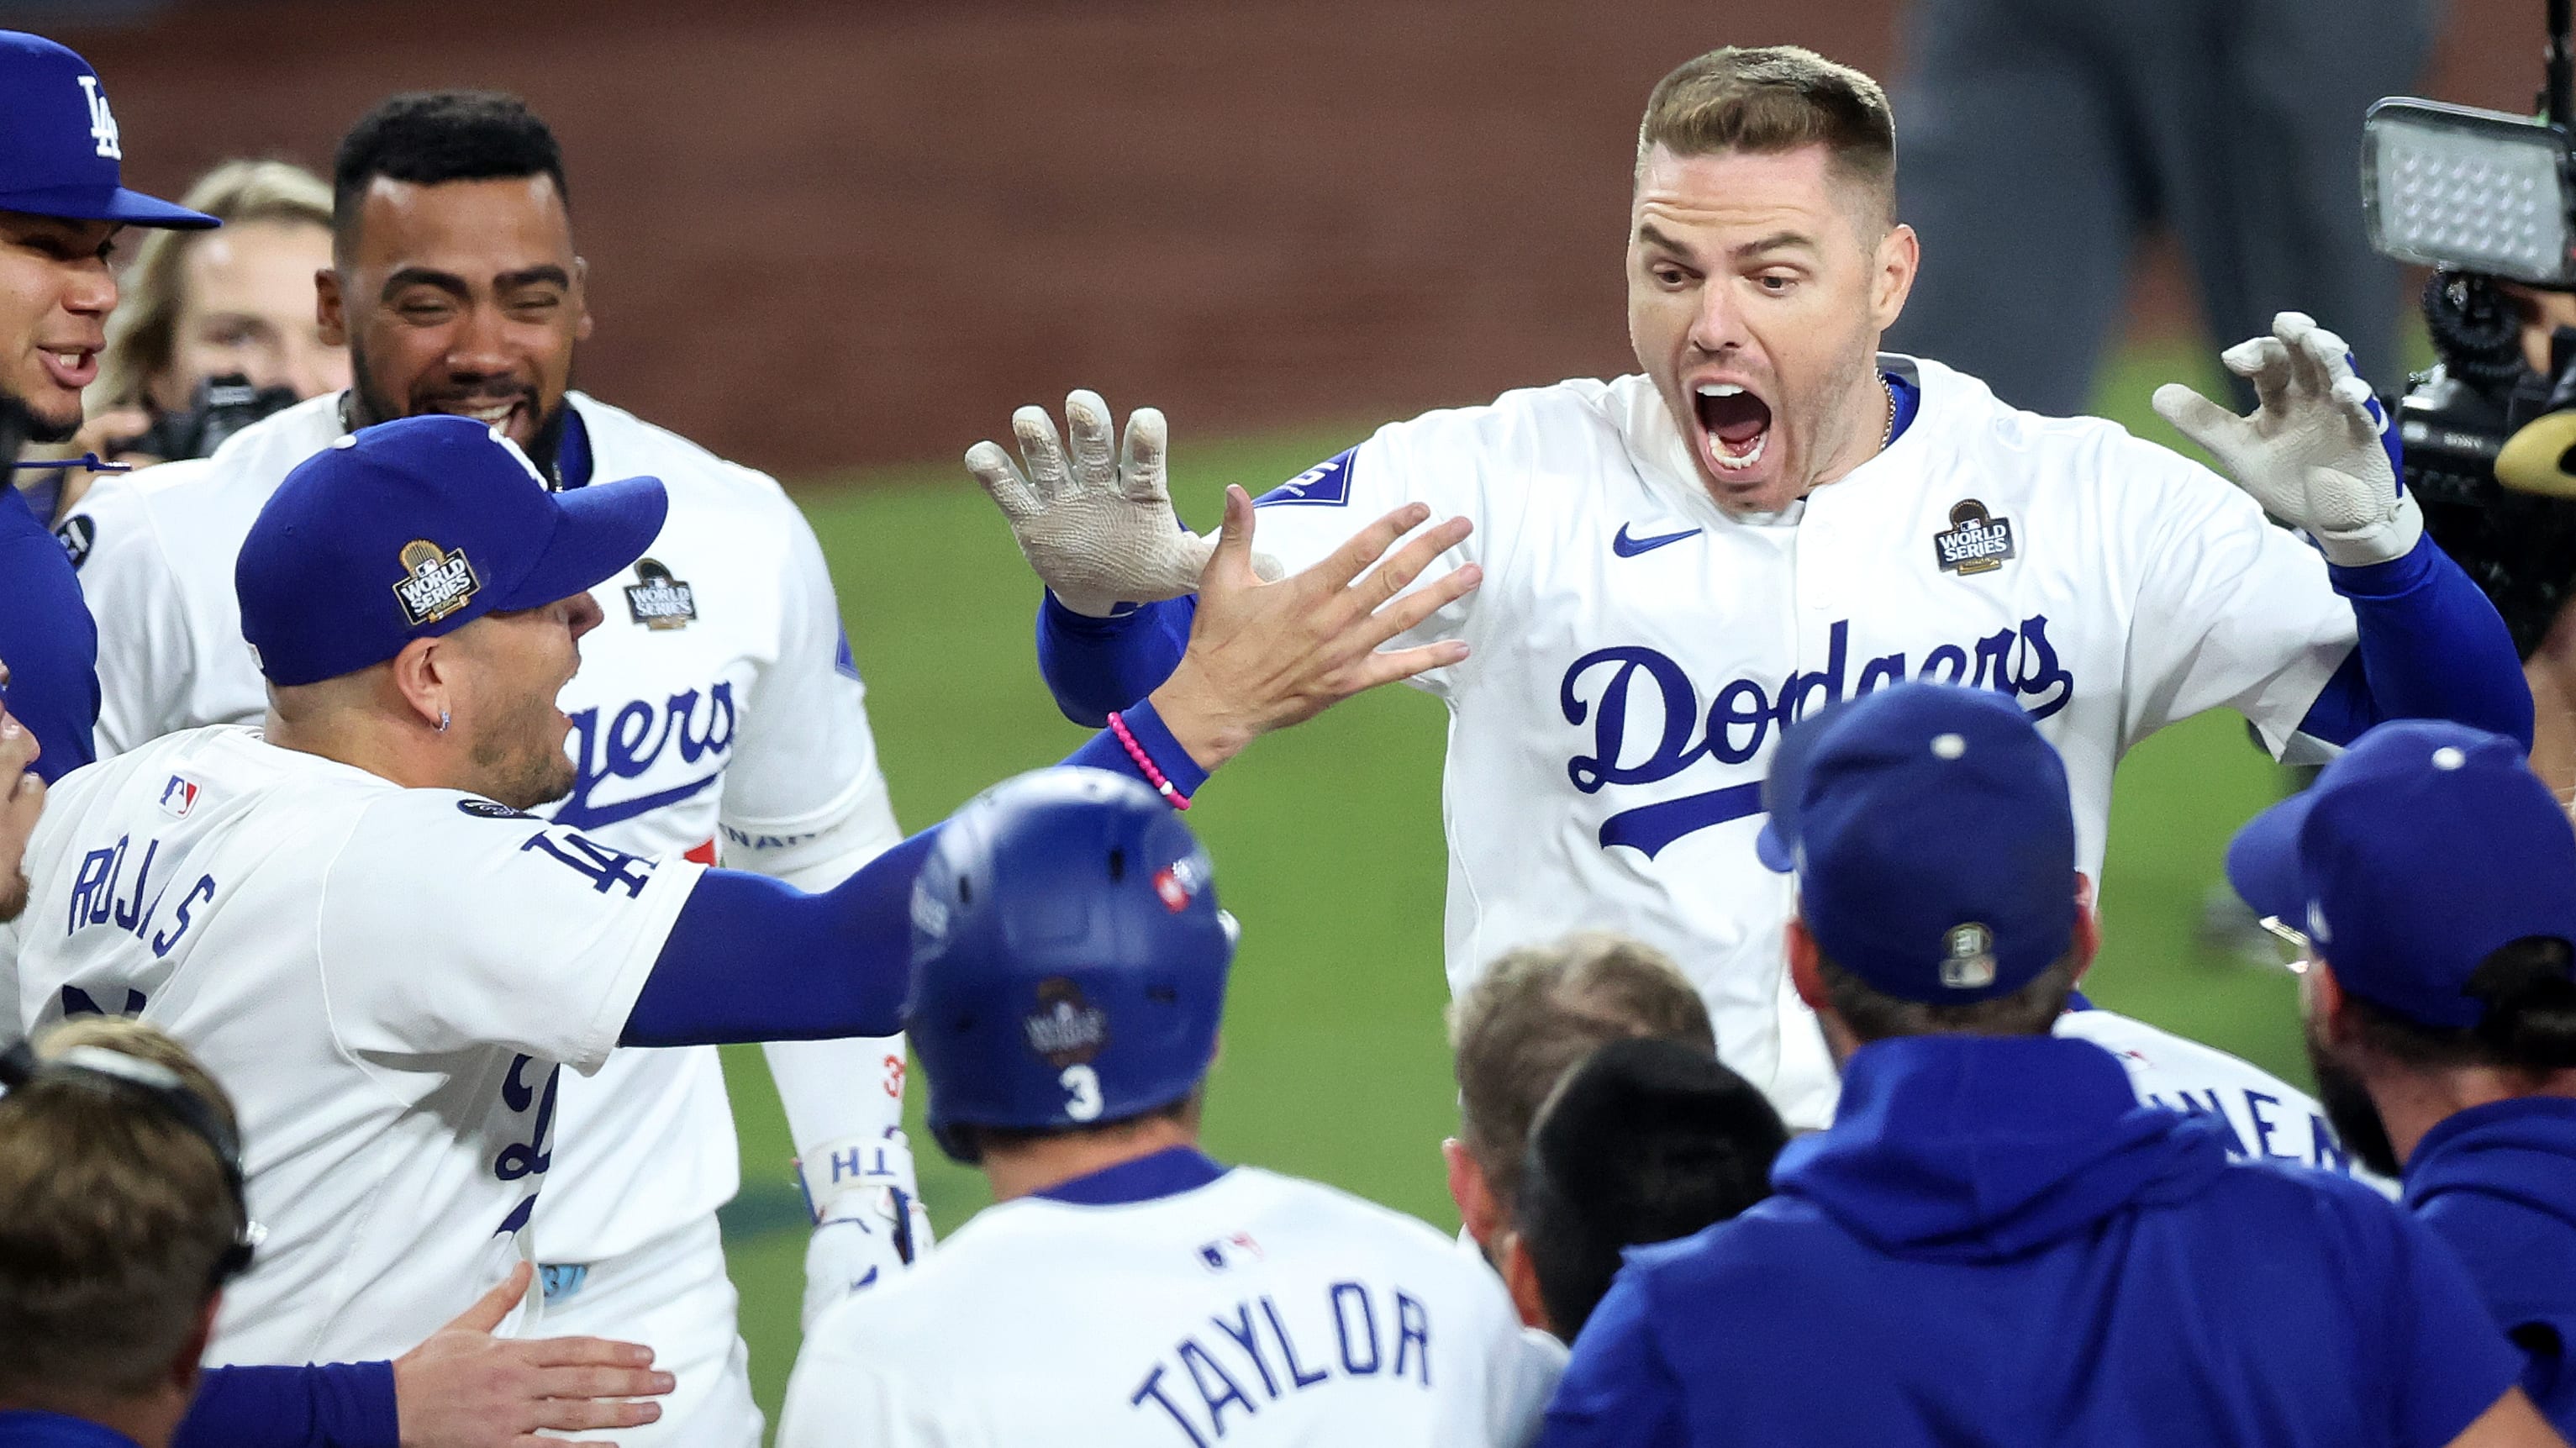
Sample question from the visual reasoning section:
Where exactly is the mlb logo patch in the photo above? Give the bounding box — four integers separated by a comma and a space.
158, 776, 198, 819
1256, 449, 1356, 508
1197, 1231, 1265, 1272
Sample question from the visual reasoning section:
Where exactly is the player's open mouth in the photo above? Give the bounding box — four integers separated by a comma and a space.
36, 346, 97, 391
1695, 382, 1772, 471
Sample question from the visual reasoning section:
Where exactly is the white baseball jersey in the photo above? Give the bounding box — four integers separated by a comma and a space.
2055, 1004, 2395, 1194
1240, 357, 2355, 1129
63, 391, 904, 1261
0, 725, 705, 1362
780, 1159, 1557, 1448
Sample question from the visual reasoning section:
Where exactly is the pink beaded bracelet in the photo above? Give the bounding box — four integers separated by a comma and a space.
1107, 710, 1192, 810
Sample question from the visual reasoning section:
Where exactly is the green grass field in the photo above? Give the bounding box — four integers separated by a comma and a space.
713, 342, 2311, 1430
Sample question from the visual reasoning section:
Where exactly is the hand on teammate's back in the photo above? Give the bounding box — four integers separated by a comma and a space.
1149, 484, 1478, 770
966, 388, 1281, 615
390, 1263, 673, 1448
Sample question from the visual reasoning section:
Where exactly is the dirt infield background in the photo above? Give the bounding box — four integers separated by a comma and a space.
54, 0, 2535, 479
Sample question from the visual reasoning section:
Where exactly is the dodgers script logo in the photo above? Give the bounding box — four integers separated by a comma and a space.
1560, 616, 2073, 856
552, 682, 737, 830
392, 540, 480, 625
74, 76, 121, 160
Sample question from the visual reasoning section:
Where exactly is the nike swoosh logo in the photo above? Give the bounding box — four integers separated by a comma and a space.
1612, 523, 1703, 557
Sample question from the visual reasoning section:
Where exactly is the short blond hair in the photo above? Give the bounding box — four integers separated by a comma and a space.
0, 1019, 245, 1400
94, 158, 334, 408
1636, 46, 1897, 225
1448, 932, 1715, 1215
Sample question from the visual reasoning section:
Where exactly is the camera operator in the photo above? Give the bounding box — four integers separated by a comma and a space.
22, 159, 340, 530
0, 1017, 251, 1448
2396, 272, 2576, 799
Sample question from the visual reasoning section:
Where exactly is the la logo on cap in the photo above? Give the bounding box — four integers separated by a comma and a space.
1940, 922, 1998, 989
392, 540, 480, 626
73, 74, 120, 160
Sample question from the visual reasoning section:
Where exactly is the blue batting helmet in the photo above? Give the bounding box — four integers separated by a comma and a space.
906, 767, 1235, 1163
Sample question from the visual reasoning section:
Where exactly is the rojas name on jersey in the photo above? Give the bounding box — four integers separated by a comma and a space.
1559, 615, 2075, 856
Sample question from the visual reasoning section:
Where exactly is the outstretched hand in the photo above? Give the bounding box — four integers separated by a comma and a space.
2151, 311, 2421, 567
1149, 487, 1480, 770
966, 390, 1280, 616
391, 1264, 674, 1448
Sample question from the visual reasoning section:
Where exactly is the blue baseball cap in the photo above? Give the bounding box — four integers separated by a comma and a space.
1757, 682, 2077, 1003
0, 33, 214, 229
2226, 720, 2576, 1029
235, 415, 666, 686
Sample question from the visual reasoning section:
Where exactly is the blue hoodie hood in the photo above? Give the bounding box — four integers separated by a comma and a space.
1775, 1034, 2234, 1261
2405, 1095, 2576, 1231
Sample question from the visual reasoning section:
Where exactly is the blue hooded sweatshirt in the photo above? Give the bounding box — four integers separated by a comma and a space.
1541, 1035, 2523, 1448
2406, 1096, 2576, 1439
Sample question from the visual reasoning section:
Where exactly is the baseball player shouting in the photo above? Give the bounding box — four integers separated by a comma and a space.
0, 416, 1475, 1378
69, 92, 906, 1440
970, 45, 2532, 1129
782, 769, 1557, 1448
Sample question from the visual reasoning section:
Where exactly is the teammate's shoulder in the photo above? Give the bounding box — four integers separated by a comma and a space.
1234, 1166, 1499, 1264
1905, 355, 2208, 478
571, 394, 793, 507
1383, 375, 1628, 445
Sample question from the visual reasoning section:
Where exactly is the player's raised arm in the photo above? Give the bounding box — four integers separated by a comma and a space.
617, 486, 1478, 1049
2149, 312, 2532, 751
970, 389, 1490, 726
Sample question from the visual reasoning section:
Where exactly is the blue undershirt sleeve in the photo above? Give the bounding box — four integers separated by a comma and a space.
2293, 534, 2534, 750
175, 1362, 399, 1448
0, 503, 99, 782
1036, 592, 1195, 728
623, 700, 1207, 1046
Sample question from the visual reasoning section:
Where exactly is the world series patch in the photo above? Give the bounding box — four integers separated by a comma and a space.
624, 558, 697, 630
1933, 499, 2015, 576
392, 539, 480, 625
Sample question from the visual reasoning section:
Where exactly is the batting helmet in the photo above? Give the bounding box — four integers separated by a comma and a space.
906, 767, 1235, 1164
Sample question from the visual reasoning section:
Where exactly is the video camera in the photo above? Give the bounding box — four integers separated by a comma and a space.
2364, 0, 2576, 656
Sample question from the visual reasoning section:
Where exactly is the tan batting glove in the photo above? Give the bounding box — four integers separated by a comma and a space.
2152, 311, 2423, 568
965, 390, 1277, 617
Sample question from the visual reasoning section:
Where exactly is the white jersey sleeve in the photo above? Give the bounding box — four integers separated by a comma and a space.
62, 466, 206, 757
2105, 440, 2356, 757
705, 490, 914, 1156
317, 792, 705, 1073
713, 495, 903, 887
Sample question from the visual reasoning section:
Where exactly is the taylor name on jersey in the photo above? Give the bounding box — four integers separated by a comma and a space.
1240, 356, 2356, 1125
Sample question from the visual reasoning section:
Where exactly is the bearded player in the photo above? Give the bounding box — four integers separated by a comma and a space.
968, 46, 2532, 1129
62, 93, 910, 1443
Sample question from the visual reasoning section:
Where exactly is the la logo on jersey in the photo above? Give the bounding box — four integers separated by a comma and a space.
158, 776, 198, 819
1934, 499, 2015, 576
74, 76, 121, 160
392, 539, 480, 625
623, 558, 697, 630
